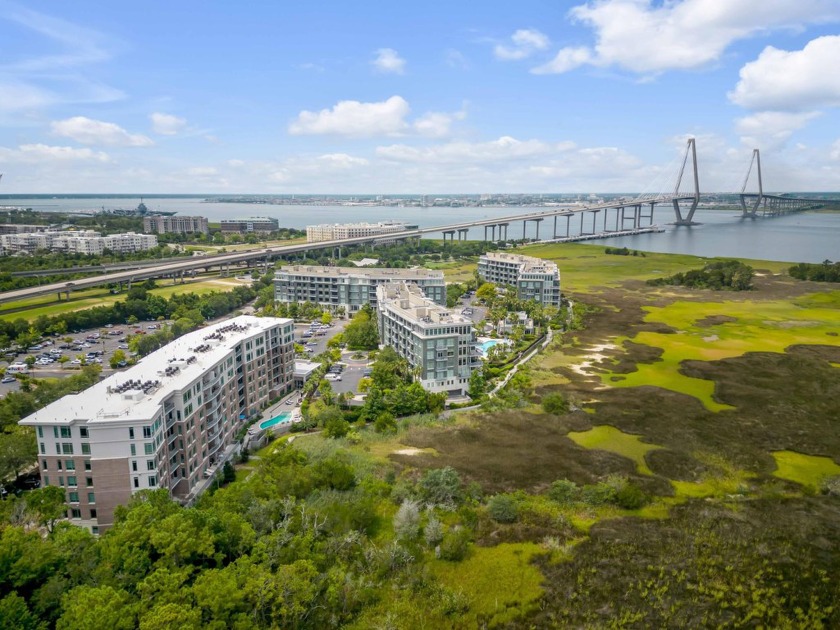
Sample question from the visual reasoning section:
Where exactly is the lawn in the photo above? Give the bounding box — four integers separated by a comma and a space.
430, 542, 545, 628
771, 450, 840, 490
0, 276, 250, 322
566, 425, 662, 475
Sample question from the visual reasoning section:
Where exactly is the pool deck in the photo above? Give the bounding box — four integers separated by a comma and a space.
246, 392, 303, 441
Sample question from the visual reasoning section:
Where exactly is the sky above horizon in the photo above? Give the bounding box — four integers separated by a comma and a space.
1, 0, 840, 194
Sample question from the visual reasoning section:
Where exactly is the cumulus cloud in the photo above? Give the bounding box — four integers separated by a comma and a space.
50, 116, 153, 146
289, 96, 410, 137
735, 111, 821, 148
532, 0, 840, 75
371, 48, 406, 74
0, 143, 110, 163
494, 29, 550, 60
150, 112, 187, 135
729, 36, 840, 111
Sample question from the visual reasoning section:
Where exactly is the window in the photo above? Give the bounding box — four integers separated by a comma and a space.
55, 443, 60, 455
81, 443, 90, 455
86, 477, 93, 487
84, 460, 91, 471
146, 460, 155, 471
39, 443, 45, 454
87, 492, 95, 503
132, 461, 137, 472
41, 459, 48, 470
79, 427, 89, 439
53, 427, 59, 438
148, 476, 157, 487
57, 460, 62, 470
43, 476, 49, 486
60, 427, 71, 439
144, 443, 154, 455
143, 426, 152, 439
62, 443, 73, 455
67, 476, 77, 487
130, 444, 136, 456
65, 460, 75, 470
68, 491, 78, 502
90, 509, 97, 519
129, 427, 135, 440
133, 477, 139, 488
71, 508, 81, 519
37, 426, 43, 438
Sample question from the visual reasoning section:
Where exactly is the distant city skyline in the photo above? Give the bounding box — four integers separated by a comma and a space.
1, 1, 839, 193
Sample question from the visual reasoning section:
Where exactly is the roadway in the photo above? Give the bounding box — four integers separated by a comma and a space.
0, 198, 679, 306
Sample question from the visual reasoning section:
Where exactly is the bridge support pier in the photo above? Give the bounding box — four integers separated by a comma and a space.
442, 230, 456, 246
499, 223, 508, 241
457, 228, 469, 242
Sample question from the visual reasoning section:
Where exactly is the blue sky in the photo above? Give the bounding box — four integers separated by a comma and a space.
1, 0, 840, 193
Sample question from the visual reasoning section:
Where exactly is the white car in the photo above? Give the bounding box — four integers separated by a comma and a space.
70, 359, 82, 365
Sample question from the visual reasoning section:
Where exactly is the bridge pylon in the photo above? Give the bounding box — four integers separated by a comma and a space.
672, 137, 701, 226
739, 148, 763, 217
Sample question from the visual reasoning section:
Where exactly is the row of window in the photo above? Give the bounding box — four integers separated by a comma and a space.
37, 426, 89, 439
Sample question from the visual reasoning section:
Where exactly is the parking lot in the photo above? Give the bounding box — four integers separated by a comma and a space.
0, 320, 170, 397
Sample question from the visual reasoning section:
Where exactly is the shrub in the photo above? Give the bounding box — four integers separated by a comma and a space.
438, 527, 470, 561
581, 481, 618, 506
542, 392, 569, 415
393, 499, 421, 541
548, 479, 580, 505
487, 494, 519, 523
419, 467, 464, 508
424, 511, 444, 548
615, 482, 649, 510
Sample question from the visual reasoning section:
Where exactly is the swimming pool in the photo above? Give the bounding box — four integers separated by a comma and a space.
479, 339, 511, 355
259, 411, 292, 430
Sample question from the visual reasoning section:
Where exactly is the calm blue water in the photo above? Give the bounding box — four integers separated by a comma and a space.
259, 411, 291, 430
2, 197, 838, 263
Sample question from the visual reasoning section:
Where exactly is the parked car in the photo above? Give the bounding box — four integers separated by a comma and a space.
1, 376, 16, 384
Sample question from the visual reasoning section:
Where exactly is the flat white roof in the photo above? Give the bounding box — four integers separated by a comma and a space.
378, 283, 472, 328
21, 315, 292, 427
482, 251, 558, 274
276, 265, 443, 280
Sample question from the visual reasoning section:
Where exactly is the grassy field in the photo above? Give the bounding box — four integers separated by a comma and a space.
567, 425, 662, 476
0, 275, 250, 322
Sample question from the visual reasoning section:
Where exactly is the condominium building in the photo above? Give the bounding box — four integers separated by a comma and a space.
306, 221, 417, 243
143, 215, 209, 235
376, 282, 481, 396
274, 265, 446, 312
221, 217, 279, 233
19, 316, 295, 533
0, 230, 157, 256
478, 252, 561, 307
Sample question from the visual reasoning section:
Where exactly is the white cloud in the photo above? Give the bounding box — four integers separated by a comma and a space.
0, 143, 110, 163
150, 112, 187, 135
736, 111, 821, 149
413, 108, 467, 138
445, 49, 470, 69
317, 153, 370, 168
494, 29, 550, 60
830, 139, 840, 161
729, 36, 840, 111
0, 82, 51, 112
376, 136, 572, 164
533, 0, 840, 75
288, 96, 410, 137
531, 47, 592, 74
51, 116, 153, 146
371, 48, 406, 74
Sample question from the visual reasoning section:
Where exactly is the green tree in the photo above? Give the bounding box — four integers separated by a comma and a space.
0, 592, 45, 630
374, 411, 397, 434
138, 603, 202, 630
468, 368, 486, 400
109, 350, 127, 370
542, 392, 569, 414
57, 585, 138, 630
25, 486, 67, 533
0, 429, 36, 481
487, 494, 519, 523
222, 461, 236, 484
475, 282, 497, 303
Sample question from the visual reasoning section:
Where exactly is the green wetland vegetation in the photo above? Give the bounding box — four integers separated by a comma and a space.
1, 243, 839, 628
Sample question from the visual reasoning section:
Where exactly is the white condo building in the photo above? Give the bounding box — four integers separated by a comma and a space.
0, 230, 157, 256
376, 282, 481, 396
477, 252, 561, 307
19, 316, 295, 533
306, 221, 416, 243
275, 265, 446, 312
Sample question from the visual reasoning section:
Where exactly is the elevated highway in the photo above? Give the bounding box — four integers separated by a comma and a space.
0, 199, 667, 306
